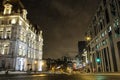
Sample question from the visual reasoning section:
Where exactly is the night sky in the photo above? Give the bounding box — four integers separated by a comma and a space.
22, 0, 100, 59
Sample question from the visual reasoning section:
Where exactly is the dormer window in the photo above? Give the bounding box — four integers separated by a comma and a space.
3, 3, 12, 15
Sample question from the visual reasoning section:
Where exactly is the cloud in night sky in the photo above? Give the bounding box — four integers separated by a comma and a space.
3, 0, 101, 59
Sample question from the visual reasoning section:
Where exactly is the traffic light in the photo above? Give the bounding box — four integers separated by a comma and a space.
96, 58, 100, 63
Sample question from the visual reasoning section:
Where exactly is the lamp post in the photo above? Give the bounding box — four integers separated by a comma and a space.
85, 36, 92, 73
34, 60, 37, 72
41, 60, 46, 71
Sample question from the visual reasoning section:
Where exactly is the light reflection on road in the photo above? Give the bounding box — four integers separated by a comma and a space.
32, 74, 47, 77
0, 73, 120, 80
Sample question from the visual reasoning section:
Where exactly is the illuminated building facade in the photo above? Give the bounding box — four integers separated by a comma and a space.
85, 0, 120, 72
0, 0, 43, 71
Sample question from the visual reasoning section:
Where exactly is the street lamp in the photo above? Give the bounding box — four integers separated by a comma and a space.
86, 36, 91, 41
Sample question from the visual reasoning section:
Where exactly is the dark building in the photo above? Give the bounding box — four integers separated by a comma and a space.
85, 0, 120, 72
78, 41, 87, 56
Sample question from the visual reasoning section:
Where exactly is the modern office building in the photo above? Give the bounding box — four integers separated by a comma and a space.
0, 0, 43, 71
85, 0, 120, 72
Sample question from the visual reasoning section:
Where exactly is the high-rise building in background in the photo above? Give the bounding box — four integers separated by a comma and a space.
78, 41, 87, 57
0, 0, 43, 71
85, 0, 120, 72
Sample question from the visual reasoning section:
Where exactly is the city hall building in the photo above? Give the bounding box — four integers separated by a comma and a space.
85, 0, 120, 72
0, 0, 43, 71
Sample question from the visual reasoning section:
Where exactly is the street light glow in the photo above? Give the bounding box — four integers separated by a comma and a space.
41, 61, 45, 66
34, 61, 37, 64
86, 36, 91, 41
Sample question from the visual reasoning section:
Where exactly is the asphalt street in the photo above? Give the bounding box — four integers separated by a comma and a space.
0, 73, 120, 80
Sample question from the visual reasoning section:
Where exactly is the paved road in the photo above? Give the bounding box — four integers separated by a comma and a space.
0, 73, 120, 80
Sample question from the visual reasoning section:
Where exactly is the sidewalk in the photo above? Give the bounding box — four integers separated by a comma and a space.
0, 71, 27, 75
0, 71, 60, 75
72, 72, 120, 76
92, 72, 120, 75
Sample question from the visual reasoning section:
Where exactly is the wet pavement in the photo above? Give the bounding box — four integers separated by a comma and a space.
0, 73, 120, 80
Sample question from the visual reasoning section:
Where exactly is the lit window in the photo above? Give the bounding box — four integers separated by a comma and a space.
19, 49, 22, 56
102, 40, 107, 45
96, 38, 98, 42
28, 49, 30, 58
33, 52, 35, 58
96, 45, 99, 49
0, 28, 3, 39
105, 30, 107, 35
102, 33, 104, 37
19, 21, 22, 25
39, 52, 42, 59
20, 30, 23, 34
2, 43, 9, 55
23, 49, 26, 56
2, 48, 5, 55
108, 26, 112, 32
31, 51, 33, 58
116, 20, 119, 26
31, 34, 32, 38
26, 27, 28, 30
5, 28, 11, 39
11, 19, 16, 24
4, 46, 9, 54
18, 46, 26, 56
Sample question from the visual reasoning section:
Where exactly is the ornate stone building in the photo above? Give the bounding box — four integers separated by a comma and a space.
85, 0, 120, 72
0, 0, 43, 71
